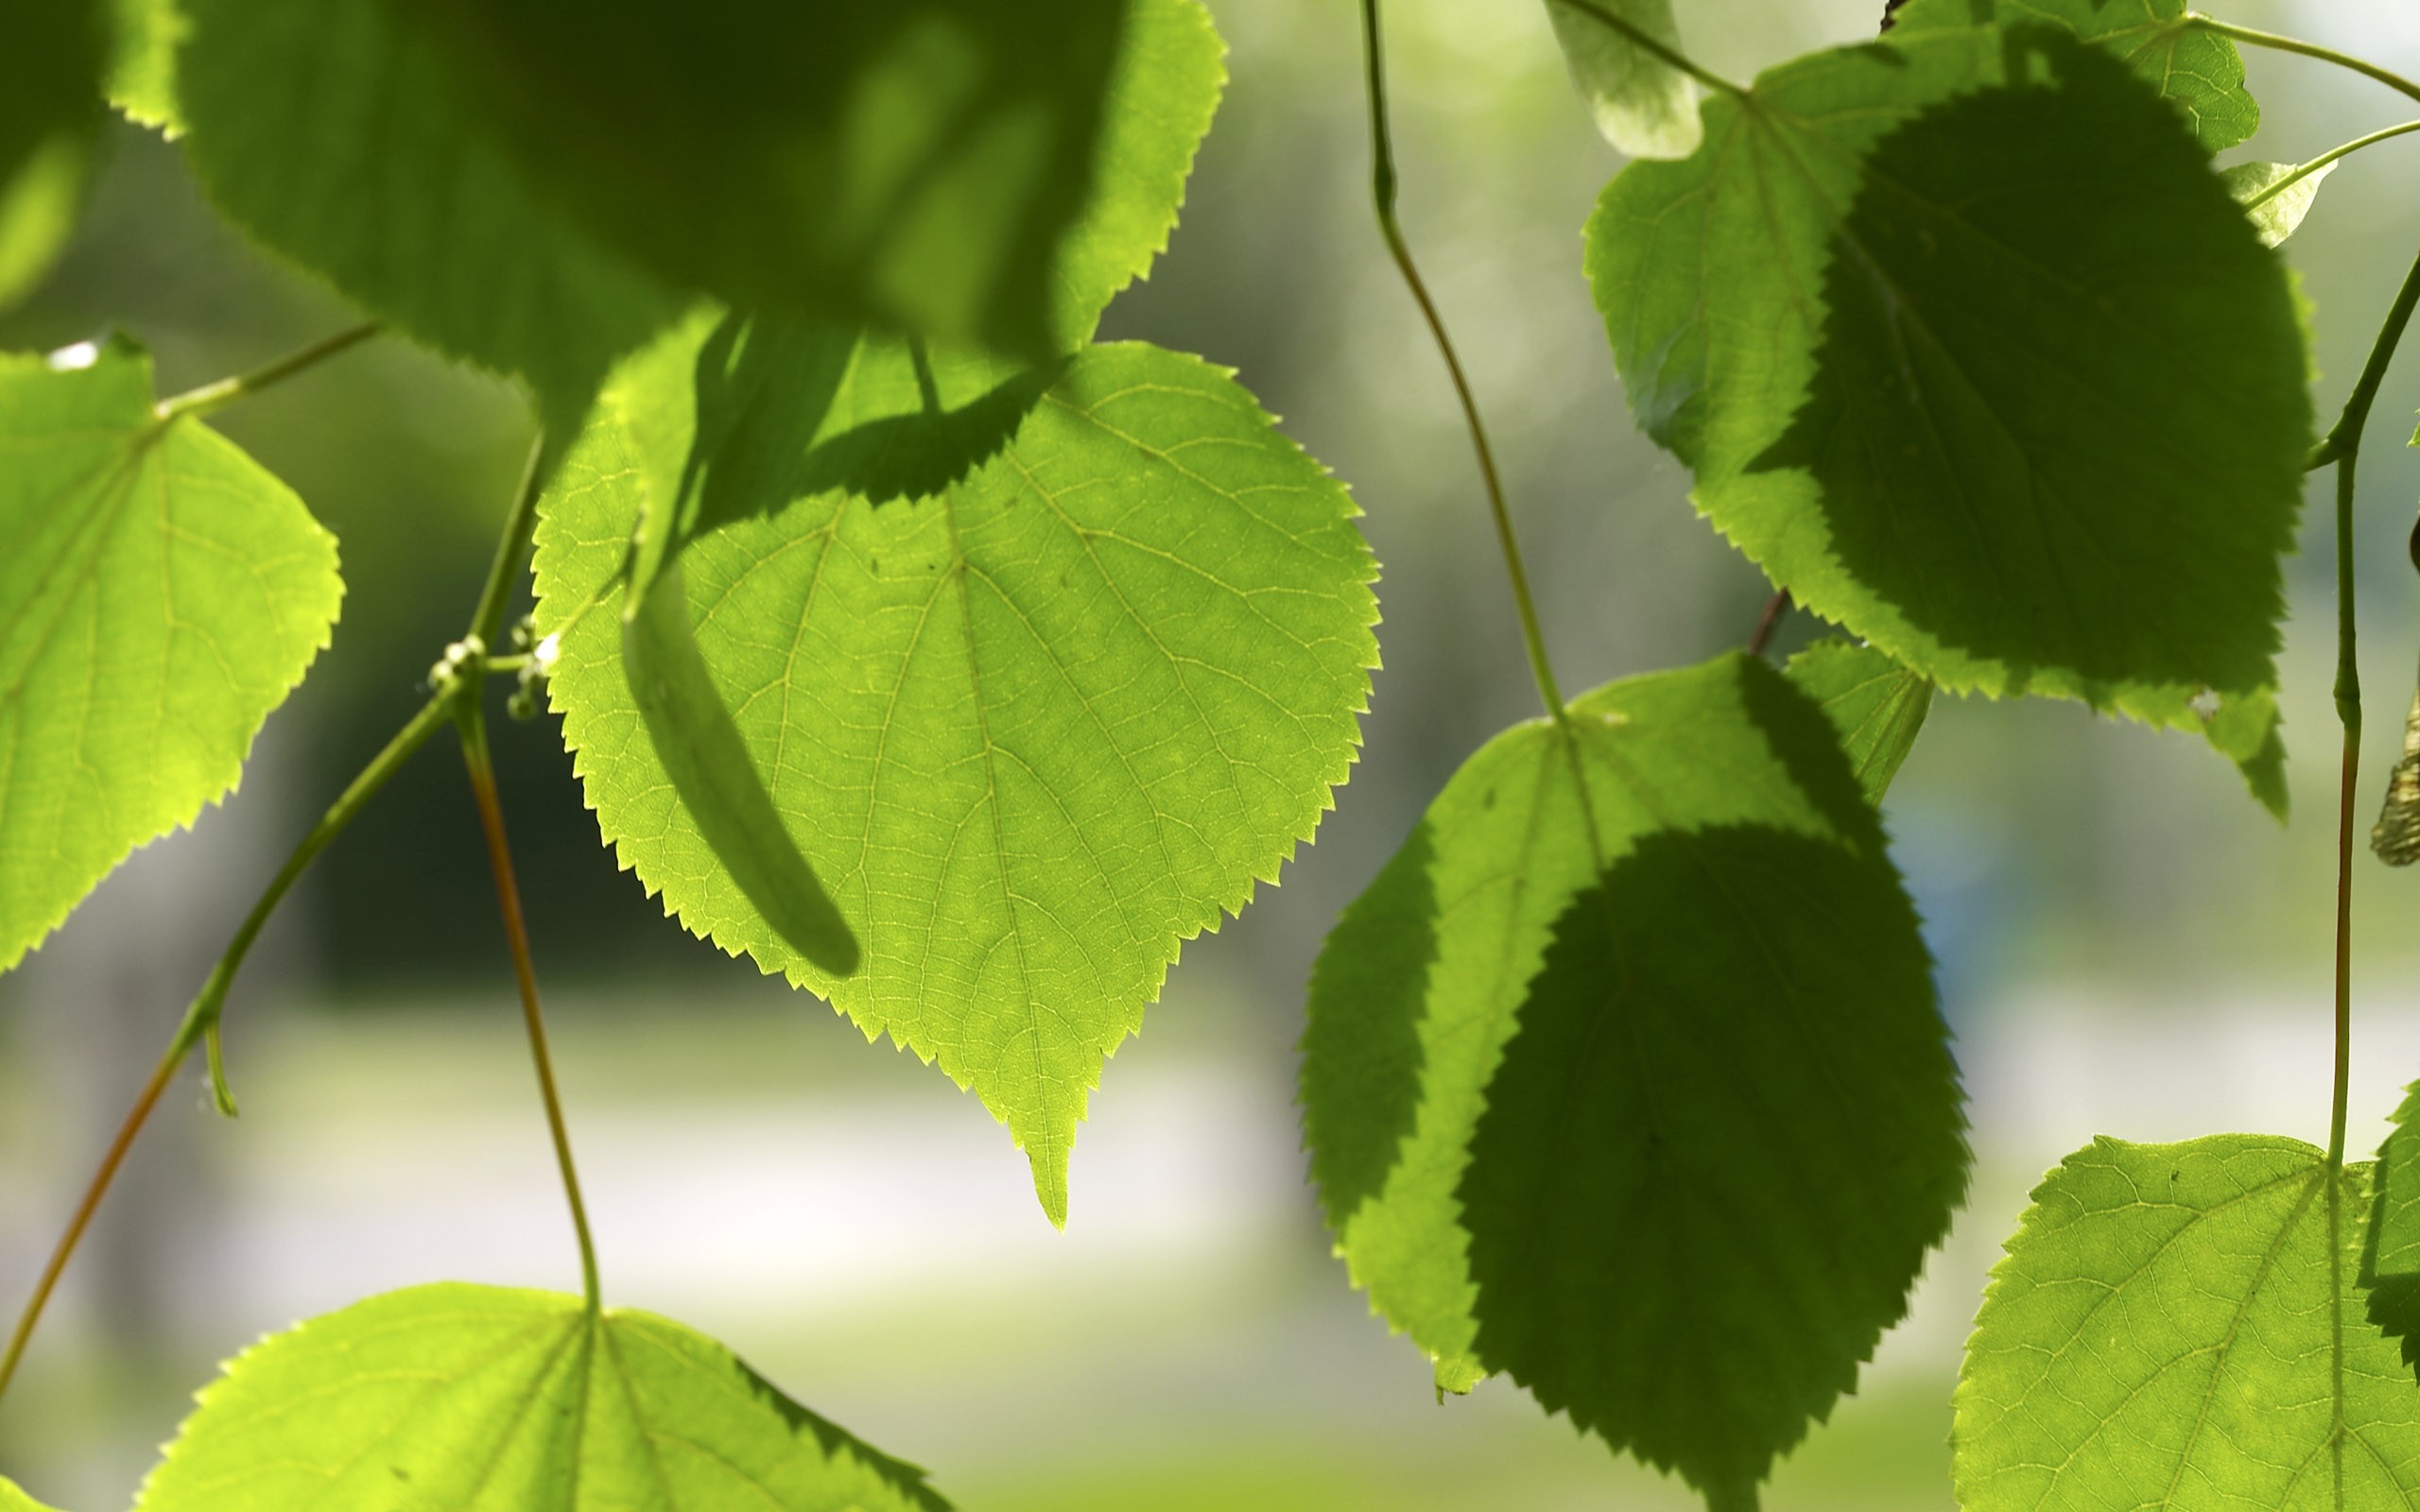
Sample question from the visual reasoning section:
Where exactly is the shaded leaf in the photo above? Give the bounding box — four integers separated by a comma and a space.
1958, 1135, 2420, 1510
2363, 1079, 2420, 1366
2224, 160, 2335, 249
1890, 0, 2257, 150
178, 0, 683, 417
536, 322, 1377, 1224
1783, 639, 1931, 805
1587, 23, 2308, 812
1543, 0, 1701, 160
108, 0, 183, 133
0, 0, 105, 308
136, 1282, 949, 1512
1301, 653, 1964, 1503
0, 339, 340, 973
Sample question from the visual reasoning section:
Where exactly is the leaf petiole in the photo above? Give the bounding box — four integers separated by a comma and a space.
2243, 118, 2420, 214
1547, 0, 1744, 97
2188, 15, 2420, 111
149, 320, 383, 424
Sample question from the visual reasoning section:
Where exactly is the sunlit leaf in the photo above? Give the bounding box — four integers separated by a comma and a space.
1783, 639, 1930, 805
1543, 0, 1701, 160
1587, 23, 2308, 813
0, 1478, 64, 1512
1302, 652, 1964, 1503
0, 338, 341, 973
137, 1282, 950, 1512
108, 0, 183, 134
2223, 160, 2335, 249
1958, 1135, 2420, 1510
535, 318, 1378, 1223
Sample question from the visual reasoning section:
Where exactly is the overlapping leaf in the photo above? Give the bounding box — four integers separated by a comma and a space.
135, 1283, 949, 1511
1783, 639, 1931, 805
535, 318, 1377, 1224
1587, 21, 2308, 812
1300, 653, 1964, 1504
0, 340, 341, 972
1959, 1136, 2420, 1509
1891, 0, 2257, 149
1543, 0, 1701, 160
2363, 1081, 2420, 1368
0, 0, 105, 308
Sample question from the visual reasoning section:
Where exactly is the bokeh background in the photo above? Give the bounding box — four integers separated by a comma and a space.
8, 0, 2420, 1504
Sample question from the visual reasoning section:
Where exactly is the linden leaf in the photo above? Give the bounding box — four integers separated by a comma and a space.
1783, 639, 1931, 805
535, 320, 1377, 1224
1587, 22, 2308, 812
0, 0, 105, 307
1543, 0, 1702, 160
0, 339, 341, 973
1958, 1136, 2420, 1509
1301, 653, 1965, 1504
2223, 160, 2336, 249
136, 1283, 950, 1512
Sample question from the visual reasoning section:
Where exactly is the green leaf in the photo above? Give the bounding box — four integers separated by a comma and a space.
398, 0, 1221, 363
2362, 1081, 2420, 1368
535, 319, 1378, 1224
1783, 639, 1931, 805
0, 338, 341, 973
0, 1478, 65, 1512
136, 1282, 949, 1512
108, 0, 183, 134
1301, 652, 1965, 1503
1889, 0, 2258, 150
1543, 0, 1701, 160
1957, 1135, 2420, 1510
1586, 23, 2308, 813
0, 0, 105, 308
177, 0, 683, 417
2224, 160, 2335, 249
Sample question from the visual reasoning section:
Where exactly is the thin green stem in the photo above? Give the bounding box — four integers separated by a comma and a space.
1359, 0, 1571, 726
2309, 246, 2420, 472
456, 704, 601, 1310
0, 680, 458, 1412
467, 431, 553, 653
1546, 0, 1743, 97
2189, 16, 2420, 111
151, 321, 383, 424
2244, 119, 2420, 214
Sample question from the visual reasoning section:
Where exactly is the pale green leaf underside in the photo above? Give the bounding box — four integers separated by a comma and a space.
536, 323, 1377, 1224
1958, 1135, 2420, 1510
2224, 160, 2335, 249
0, 341, 340, 972
1543, 0, 1701, 161
1586, 22, 2308, 814
136, 1282, 948, 1512
1783, 639, 1931, 805
1892, 0, 2257, 150
1301, 653, 1963, 1500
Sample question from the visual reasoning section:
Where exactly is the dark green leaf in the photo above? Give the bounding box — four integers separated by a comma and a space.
1889, 0, 2257, 150
1784, 639, 1930, 805
0, 339, 341, 972
136, 1282, 950, 1511
536, 319, 1378, 1224
1543, 0, 1701, 160
1301, 653, 1965, 1502
1587, 24, 2308, 812
0, 0, 105, 307
2363, 1080, 2420, 1366
1959, 1136, 2420, 1510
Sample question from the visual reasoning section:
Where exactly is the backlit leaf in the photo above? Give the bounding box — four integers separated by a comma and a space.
1783, 639, 1931, 805
0, 1478, 64, 1512
1301, 652, 1965, 1504
108, 0, 183, 134
1958, 1136, 2420, 1509
0, 338, 341, 973
1890, 0, 2257, 149
535, 318, 1378, 1224
137, 1282, 949, 1512
2362, 1079, 2420, 1366
2223, 160, 2335, 249
1543, 0, 1701, 160
1587, 22, 2308, 812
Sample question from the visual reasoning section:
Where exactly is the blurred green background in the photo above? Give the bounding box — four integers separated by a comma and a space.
9, 0, 2420, 1505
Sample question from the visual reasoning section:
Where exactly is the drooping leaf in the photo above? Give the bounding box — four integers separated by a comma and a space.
0, 0, 105, 308
1587, 23, 2308, 813
108, 0, 183, 133
1543, 0, 1701, 160
535, 320, 1378, 1224
2224, 160, 2336, 249
1301, 652, 1965, 1503
1783, 639, 1931, 805
1889, 0, 2257, 150
395, 0, 1220, 363
0, 339, 341, 973
136, 1282, 950, 1512
1958, 1135, 2420, 1510
177, 0, 683, 419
